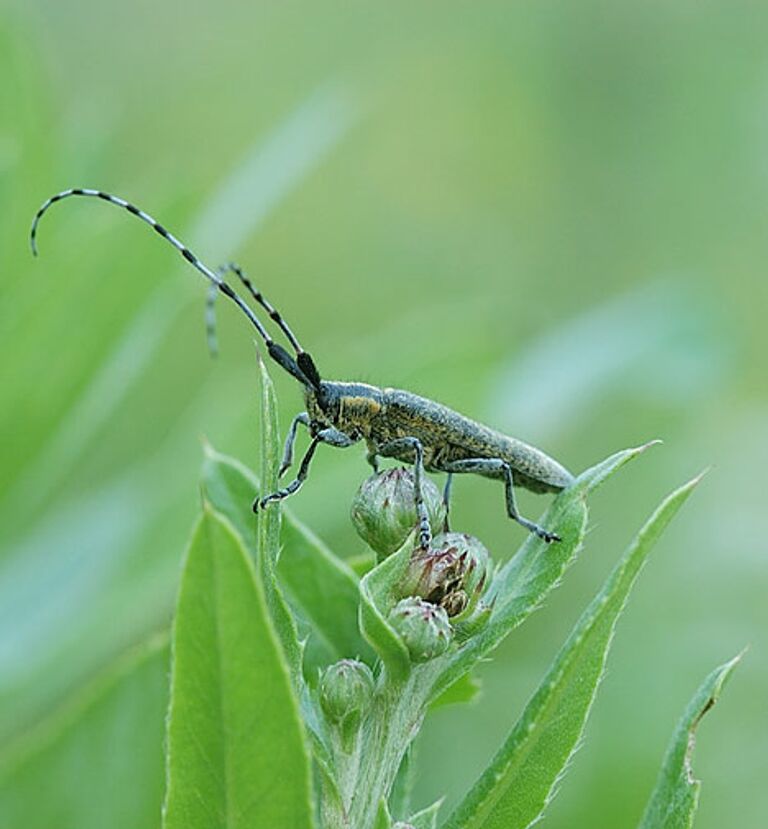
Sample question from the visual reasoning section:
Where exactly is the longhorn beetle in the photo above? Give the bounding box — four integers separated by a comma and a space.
30, 188, 574, 550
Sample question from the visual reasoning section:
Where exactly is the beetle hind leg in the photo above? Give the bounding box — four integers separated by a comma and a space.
437, 458, 560, 544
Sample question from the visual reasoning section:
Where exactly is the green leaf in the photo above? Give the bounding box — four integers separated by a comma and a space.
431, 443, 654, 702
347, 551, 377, 579
430, 671, 482, 710
282, 515, 375, 671
201, 442, 373, 675
638, 653, 742, 829
408, 799, 443, 829
0, 637, 168, 829
257, 355, 283, 566
201, 442, 260, 551
256, 359, 304, 684
358, 542, 413, 681
443, 473, 700, 829
389, 746, 417, 821
374, 798, 393, 829
163, 508, 313, 829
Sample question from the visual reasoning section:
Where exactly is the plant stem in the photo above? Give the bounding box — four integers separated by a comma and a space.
329, 668, 437, 829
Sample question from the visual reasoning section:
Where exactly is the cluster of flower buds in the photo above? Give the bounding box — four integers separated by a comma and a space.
400, 532, 490, 620
351, 468, 494, 665
350, 468, 447, 560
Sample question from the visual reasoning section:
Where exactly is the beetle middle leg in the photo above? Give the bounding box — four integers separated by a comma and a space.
437, 458, 560, 543
442, 473, 453, 532
376, 436, 433, 551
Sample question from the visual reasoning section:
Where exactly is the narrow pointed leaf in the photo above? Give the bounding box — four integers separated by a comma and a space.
257, 358, 283, 564
256, 359, 304, 683
432, 443, 655, 701
444, 474, 700, 829
201, 444, 260, 551
390, 744, 419, 822
374, 798, 393, 829
0, 638, 168, 829
347, 551, 377, 579
430, 672, 482, 710
281, 516, 375, 670
201, 443, 372, 673
163, 508, 313, 829
408, 799, 443, 829
638, 653, 742, 829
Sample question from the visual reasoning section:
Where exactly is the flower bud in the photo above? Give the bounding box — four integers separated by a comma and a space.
400, 547, 466, 609
399, 532, 490, 618
320, 659, 375, 727
430, 532, 490, 617
440, 589, 469, 618
351, 468, 446, 560
388, 597, 453, 663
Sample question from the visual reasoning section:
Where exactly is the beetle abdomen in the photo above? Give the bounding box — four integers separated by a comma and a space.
381, 388, 574, 493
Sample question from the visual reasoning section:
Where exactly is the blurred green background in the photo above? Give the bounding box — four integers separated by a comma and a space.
1, 1, 765, 826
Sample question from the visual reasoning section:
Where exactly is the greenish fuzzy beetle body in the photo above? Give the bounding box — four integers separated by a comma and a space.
307, 380, 574, 494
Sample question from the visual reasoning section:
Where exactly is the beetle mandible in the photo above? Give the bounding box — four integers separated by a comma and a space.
30, 189, 573, 550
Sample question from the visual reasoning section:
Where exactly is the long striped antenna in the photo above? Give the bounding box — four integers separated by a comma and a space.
30, 188, 322, 389
205, 263, 305, 360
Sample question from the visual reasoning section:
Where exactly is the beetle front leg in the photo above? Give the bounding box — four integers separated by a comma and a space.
257, 436, 321, 510
438, 458, 561, 543
376, 436, 433, 552
279, 412, 310, 477
257, 427, 358, 511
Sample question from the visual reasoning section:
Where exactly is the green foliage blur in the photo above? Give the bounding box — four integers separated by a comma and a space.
1, 1, 765, 826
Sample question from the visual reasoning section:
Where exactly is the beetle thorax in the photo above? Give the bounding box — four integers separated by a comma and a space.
305, 381, 384, 438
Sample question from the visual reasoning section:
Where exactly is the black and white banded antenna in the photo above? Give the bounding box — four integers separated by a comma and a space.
30, 188, 322, 390
206, 262, 304, 362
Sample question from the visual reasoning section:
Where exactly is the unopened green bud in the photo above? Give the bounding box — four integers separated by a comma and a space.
388, 597, 453, 663
320, 659, 375, 727
351, 468, 446, 560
